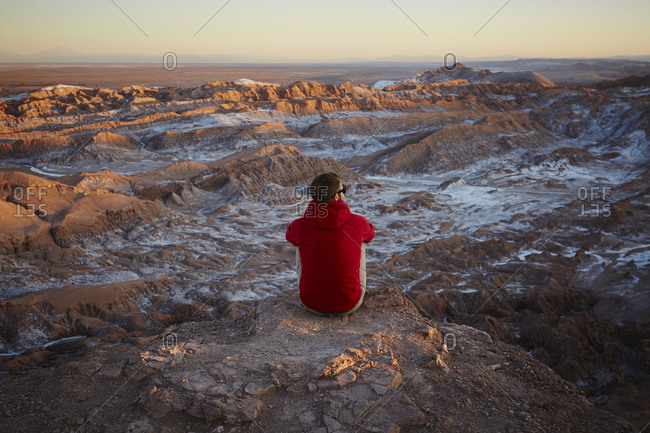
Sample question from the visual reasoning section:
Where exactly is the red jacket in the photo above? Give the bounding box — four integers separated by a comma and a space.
286, 200, 375, 313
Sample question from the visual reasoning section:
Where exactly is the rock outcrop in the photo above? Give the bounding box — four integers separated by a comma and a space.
0, 288, 634, 433
412, 64, 556, 87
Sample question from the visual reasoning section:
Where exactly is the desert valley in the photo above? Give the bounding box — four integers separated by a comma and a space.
0, 60, 648, 432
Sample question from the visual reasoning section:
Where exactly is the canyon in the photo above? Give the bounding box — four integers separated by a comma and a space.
0, 63, 648, 432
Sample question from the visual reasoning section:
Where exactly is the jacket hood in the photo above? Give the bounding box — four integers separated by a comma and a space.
303, 200, 352, 229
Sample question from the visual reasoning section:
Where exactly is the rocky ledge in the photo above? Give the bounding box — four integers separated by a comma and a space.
0, 287, 634, 433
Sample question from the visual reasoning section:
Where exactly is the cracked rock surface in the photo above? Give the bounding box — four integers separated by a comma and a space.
0, 287, 634, 432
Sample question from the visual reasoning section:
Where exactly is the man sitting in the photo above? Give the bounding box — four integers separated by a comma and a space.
286, 172, 375, 316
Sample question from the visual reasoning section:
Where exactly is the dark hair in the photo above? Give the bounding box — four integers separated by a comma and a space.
309, 172, 341, 203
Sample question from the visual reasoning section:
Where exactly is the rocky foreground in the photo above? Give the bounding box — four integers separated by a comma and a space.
0, 64, 648, 430
0, 287, 635, 433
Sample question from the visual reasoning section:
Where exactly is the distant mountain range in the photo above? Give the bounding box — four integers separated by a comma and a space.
0, 47, 241, 63
1, 47, 649, 64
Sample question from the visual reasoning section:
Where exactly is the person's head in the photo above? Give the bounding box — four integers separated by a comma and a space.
309, 172, 346, 203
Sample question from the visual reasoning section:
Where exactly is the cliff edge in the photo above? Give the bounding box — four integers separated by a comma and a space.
0, 287, 634, 433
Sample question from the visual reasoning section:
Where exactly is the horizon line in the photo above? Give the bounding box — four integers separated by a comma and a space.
1, 55, 650, 66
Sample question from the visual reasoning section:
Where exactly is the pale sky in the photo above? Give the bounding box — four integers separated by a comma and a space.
1, 0, 649, 62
